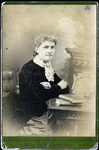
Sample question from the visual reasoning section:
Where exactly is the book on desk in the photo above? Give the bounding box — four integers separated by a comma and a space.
56, 94, 86, 106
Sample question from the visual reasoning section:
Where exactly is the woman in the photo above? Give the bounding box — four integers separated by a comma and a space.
18, 35, 70, 135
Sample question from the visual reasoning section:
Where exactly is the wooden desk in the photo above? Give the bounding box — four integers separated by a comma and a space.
47, 98, 95, 136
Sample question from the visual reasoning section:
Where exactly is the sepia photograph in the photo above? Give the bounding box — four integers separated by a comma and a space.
1, 2, 96, 140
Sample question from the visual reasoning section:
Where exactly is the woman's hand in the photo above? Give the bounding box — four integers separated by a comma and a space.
40, 82, 51, 89
58, 80, 68, 89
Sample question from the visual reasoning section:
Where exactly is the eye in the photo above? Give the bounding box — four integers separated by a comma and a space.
51, 46, 54, 49
44, 46, 49, 49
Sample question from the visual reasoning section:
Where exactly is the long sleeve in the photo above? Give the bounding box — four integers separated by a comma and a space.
32, 75, 69, 100
19, 61, 70, 103
19, 65, 62, 102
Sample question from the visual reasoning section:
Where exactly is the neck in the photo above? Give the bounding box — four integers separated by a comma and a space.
34, 56, 49, 63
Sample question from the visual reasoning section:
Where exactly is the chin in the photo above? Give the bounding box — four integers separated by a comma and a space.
45, 56, 53, 61
45, 58, 53, 61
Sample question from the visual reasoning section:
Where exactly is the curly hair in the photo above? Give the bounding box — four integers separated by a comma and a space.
33, 34, 57, 56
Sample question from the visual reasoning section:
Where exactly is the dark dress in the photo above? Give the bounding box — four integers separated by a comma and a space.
18, 59, 69, 123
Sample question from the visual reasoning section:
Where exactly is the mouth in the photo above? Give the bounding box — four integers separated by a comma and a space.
46, 55, 52, 56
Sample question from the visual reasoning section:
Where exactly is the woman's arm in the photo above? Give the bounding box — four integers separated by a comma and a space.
19, 66, 62, 101
54, 73, 70, 94
19, 65, 69, 102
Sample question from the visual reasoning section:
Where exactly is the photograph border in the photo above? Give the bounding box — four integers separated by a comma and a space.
1, 1, 98, 149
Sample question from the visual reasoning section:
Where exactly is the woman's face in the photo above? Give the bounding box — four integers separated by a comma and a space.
35, 40, 56, 61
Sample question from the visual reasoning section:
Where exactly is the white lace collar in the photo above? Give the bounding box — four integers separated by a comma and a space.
33, 56, 54, 82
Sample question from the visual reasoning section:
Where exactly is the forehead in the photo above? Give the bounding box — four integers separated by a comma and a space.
40, 41, 55, 46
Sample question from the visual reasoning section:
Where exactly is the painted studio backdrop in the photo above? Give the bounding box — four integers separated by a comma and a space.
2, 4, 96, 136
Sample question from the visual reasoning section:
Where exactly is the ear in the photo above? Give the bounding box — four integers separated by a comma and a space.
35, 47, 38, 52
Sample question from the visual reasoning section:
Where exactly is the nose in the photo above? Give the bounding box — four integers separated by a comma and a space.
48, 47, 52, 53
